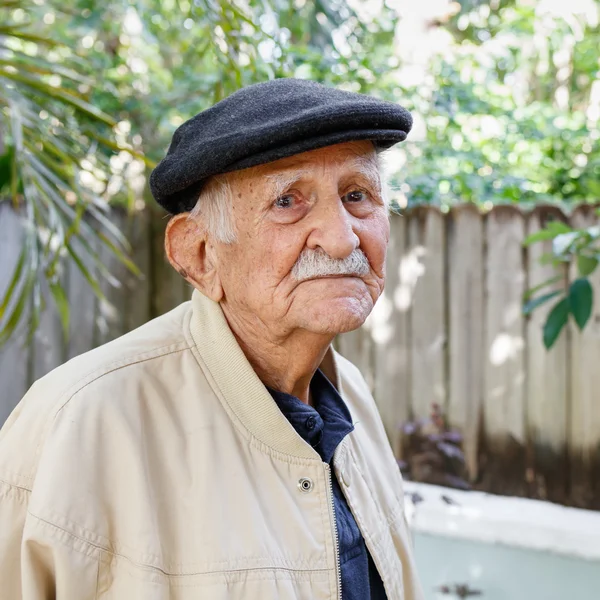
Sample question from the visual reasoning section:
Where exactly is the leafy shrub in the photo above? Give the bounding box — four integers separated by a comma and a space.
398, 403, 470, 490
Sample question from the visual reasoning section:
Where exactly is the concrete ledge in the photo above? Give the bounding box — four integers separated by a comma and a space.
403, 481, 600, 561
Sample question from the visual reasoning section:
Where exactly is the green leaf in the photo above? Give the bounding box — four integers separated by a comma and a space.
543, 298, 569, 349
65, 241, 106, 302
0, 57, 93, 86
523, 230, 559, 245
546, 221, 572, 234
0, 270, 34, 346
86, 204, 132, 252
65, 216, 123, 289
48, 281, 69, 337
97, 232, 141, 277
568, 278, 593, 330
81, 130, 156, 168
0, 244, 26, 320
523, 290, 562, 316
0, 68, 116, 126
523, 222, 572, 246
538, 251, 565, 267
0, 27, 63, 47
577, 255, 599, 277
0, 148, 13, 193
25, 278, 42, 346
522, 275, 563, 301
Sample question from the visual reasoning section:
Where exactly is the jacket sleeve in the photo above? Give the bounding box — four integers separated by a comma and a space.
0, 388, 100, 600
0, 478, 100, 599
0, 479, 30, 599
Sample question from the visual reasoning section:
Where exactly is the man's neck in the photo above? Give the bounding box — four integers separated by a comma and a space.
221, 304, 333, 405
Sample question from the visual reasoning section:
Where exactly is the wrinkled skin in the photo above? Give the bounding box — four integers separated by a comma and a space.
166, 141, 390, 403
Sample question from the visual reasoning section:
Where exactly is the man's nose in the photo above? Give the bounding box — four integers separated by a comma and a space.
305, 196, 360, 259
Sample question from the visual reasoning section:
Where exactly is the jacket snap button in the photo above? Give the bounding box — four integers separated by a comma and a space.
298, 477, 314, 493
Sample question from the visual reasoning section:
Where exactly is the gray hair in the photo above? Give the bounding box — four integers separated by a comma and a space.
189, 150, 390, 245
189, 174, 237, 244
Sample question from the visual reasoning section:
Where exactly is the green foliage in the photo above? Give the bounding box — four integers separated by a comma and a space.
569, 278, 593, 330
543, 297, 569, 349
396, 2, 600, 209
539, 278, 594, 350
523, 212, 599, 348
0, 0, 152, 344
522, 290, 562, 317
61, 0, 398, 165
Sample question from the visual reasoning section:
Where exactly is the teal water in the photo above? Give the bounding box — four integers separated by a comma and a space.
413, 532, 600, 600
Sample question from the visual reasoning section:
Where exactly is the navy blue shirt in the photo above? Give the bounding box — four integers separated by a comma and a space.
267, 369, 387, 599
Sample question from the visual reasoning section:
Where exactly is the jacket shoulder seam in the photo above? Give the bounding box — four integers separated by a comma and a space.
29, 510, 330, 577
4, 341, 194, 490
27, 510, 103, 562
41, 342, 195, 469
53, 341, 194, 417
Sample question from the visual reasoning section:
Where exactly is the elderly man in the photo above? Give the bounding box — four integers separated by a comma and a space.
0, 79, 423, 599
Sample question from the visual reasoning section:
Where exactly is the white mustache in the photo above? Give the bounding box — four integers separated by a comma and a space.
291, 248, 371, 282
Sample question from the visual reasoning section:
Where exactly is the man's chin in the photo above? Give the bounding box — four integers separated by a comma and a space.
299, 298, 372, 335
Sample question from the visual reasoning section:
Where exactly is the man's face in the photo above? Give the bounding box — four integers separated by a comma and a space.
212, 140, 390, 337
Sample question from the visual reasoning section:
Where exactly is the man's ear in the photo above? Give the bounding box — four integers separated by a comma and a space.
164, 214, 223, 302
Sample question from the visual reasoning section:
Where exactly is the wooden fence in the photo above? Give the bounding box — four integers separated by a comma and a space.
1, 202, 599, 508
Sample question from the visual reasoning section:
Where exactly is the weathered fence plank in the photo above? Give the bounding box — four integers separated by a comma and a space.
408, 207, 446, 419
482, 206, 527, 495
371, 213, 410, 457
32, 279, 65, 382
66, 236, 97, 361
336, 327, 374, 390
124, 209, 152, 332
525, 206, 569, 503
568, 205, 600, 509
0, 204, 31, 423
96, 210, 129, 346
447, 205, 484, 481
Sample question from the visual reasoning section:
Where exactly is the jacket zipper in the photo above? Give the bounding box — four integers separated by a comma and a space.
324, 464, 341, 599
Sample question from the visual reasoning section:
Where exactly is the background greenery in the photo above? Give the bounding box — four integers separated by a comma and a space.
0, 0, 599, 343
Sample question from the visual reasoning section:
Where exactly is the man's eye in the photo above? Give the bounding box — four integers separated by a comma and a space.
343, 190, 367, 203
274, 194, 295, 209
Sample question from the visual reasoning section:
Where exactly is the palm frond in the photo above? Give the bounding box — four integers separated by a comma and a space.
0, 2, 147, 345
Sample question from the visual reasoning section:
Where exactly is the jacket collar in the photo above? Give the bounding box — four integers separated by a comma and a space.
188, 289, 343, 460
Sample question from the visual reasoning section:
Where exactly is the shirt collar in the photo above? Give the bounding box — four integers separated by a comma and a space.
267, 369, 354, 463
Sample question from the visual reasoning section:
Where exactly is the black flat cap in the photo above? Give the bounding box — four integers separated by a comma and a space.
149, 78, 412, 214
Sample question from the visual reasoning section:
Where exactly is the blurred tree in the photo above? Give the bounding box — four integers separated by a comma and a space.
70, 0, 398, 164
392, 0, 600, 209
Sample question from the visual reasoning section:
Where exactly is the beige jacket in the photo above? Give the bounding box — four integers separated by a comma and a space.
0, 290, 423, 600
